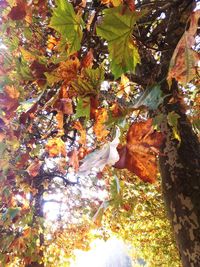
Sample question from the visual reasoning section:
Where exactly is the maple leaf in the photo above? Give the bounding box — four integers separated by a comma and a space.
167, 111, 181, 142
16, 153, 30, 168
56, 111, 64, 130
168, 10, 200, 85
8, 0, 27, 20
57, 57, 80, 85
125, 0, 135, 11
0, 86, 19, 119
49, 0, 85, 55
36, 0, 47, 18
27, 159, 41, 177
54, 98, 73, 115
73, 121, 86, 145
45, 138, 66, 157
101, 0, 122, 7
97, 5, 141, 78
114, 119, 164, 183
93, 108, 109, 141
78, 128, 120, 176
81, 49, 94, 68
71, 66, 104, 97
75, 97, 90, 119
30, 60, 47, 86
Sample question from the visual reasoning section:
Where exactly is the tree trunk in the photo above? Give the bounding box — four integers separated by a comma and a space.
159, 103, 200, 266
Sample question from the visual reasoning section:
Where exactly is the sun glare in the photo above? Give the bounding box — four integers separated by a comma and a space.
71, 238, 132, 267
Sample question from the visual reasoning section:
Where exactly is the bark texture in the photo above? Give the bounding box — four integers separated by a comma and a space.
159, 105, 200, 267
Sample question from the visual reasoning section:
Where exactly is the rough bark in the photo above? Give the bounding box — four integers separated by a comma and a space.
159, 102, 200, 266
152, 1, 200, 265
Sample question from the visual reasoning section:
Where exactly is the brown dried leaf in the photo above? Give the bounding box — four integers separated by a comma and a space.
168, 10, 200, 85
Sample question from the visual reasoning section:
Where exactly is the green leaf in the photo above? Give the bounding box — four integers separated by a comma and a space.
2, 207, 20, 221
167, 111, 181, 142
71, 67, 104, 97
15, 57, 33, 81
75, 97, 90, 119
134, 84, 164, 110
49, 0, 84, 55
8, 208, 20, 220
44, 72, 61, 86
84, 67, 105, 90
0, 142, 6, 156
97, 6, 141, 78
93, 201, 110, 226
152, 114, 164, 131
192, 119, 200, 133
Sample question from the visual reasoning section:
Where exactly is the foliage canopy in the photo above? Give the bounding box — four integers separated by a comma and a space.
0, 0, 199, 266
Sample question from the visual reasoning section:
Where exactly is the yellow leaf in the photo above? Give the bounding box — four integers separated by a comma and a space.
101, 0, 122, 6
93, 108, 109, 141
20, 47, 36, 61
46, 138, 66, 157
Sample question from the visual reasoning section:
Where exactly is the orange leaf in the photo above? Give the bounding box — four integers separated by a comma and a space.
57, 57, 80, 85
73, 121, 86, 145
46, 138, 66, 157
81, 49, 94, 69
0, 86, 19, 119
54, 98, 73, 115
27, 159, 41, 177
114, 119, 164, 183
93, 108, 109, 141
56, 111, 64, 130
90, 96, 99, 119
101, 0, 122, 6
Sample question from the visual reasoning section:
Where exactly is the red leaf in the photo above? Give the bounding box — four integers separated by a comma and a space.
81, 49, 94, 69
30, 60, 47, 86
8, 0, 27, 20
125, 0, 135, 11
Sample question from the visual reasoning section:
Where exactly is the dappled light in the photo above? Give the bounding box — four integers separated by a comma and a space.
0, 0, 199, 266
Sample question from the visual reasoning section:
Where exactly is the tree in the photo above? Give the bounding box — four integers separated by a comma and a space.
0, 0, 199, 266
